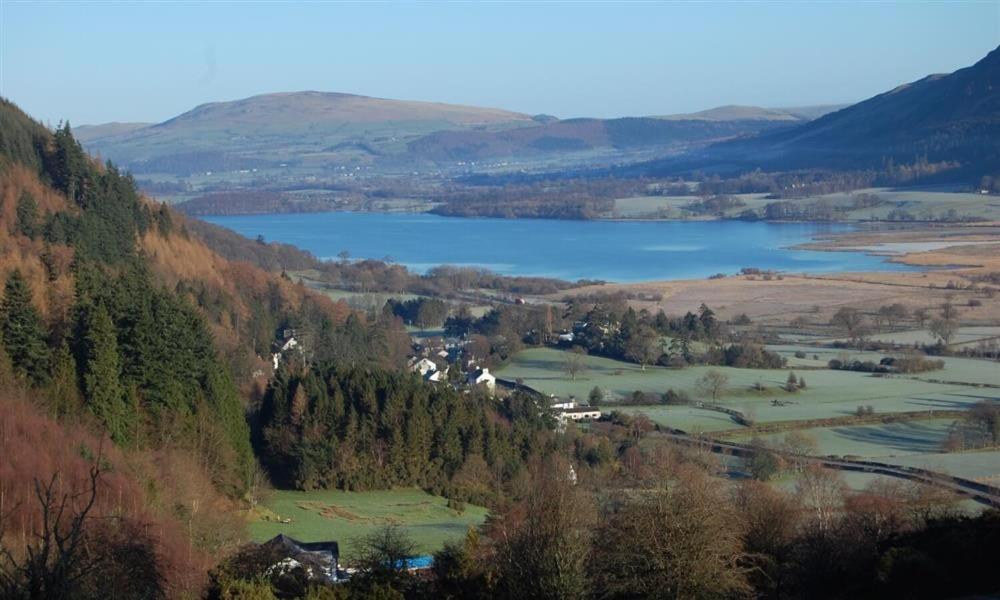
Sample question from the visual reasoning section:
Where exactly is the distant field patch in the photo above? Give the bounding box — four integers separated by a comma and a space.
498, 348, 998, 431
885, 450, 1000, 483
768, 344, 1000, 387
724, 418, 958, 458
822, 326, 1000, 348
249, 488, 488, 559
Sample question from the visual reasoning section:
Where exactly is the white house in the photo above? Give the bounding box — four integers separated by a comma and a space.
558, 406, 602, 421
467, 368, 496, 394
550, 396, 577, 410
272, 337, 302, 370
410, 357, 438, 377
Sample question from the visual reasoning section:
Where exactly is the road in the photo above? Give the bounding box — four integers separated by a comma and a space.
659, 429, 1000, 509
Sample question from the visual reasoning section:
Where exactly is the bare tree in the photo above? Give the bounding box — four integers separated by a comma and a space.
929, 318, 959, 348
830, 307, 870, 350
880, 303, 908, 331
794, 465, 846, 535
491, 457, 595, 599
0, 468, 102, 599
592, 470, 750, 598
624, 325, 661, 371
940, 297, 959, 320
696, 369, 729, 402
563, 345, 588, 381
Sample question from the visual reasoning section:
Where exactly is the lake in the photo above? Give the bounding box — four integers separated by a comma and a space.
202, 212, 913, 282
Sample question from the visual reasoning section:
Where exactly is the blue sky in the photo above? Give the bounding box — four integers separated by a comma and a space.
2, 1, 998, 125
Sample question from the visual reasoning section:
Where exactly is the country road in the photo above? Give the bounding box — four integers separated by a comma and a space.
659, 429, 1000, 509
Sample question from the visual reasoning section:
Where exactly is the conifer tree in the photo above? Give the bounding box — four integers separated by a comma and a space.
0, 269, 50, 385
81, 303, 130, 444
48, 341, 82, 417
15, 191, 40, 239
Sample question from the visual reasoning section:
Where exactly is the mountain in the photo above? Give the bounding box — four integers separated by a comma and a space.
657, 104, 846, 122
80, 91, 536, 174
404, 115, 798, 162
78, 93, 836, 177
72, 121, 152, 143
677, 46, 1000, 175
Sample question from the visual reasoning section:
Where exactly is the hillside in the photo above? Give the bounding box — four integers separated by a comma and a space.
78, 92, 829, 177
405, 115, 799, 162
80, 91, 535, 174
674, 46, 1000, 175
0, 97, 416, 593
72, 121, 152, 143
657, 104, 846, 122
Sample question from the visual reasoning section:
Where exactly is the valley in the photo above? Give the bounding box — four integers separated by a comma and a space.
2, 4, 999, 596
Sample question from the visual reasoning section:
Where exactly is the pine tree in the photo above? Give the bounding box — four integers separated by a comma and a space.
48, 341, 82, 418
1, 270, 50, 385
15, 191, 40, 239
81, 303, 130, 445
589, 386, 604, 405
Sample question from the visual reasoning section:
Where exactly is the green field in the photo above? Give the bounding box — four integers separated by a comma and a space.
768, 344, 1000, 387
248, 488, 488, 559
725, 418, 958, 458
498, 348, 999, 431
885, 450, 1000, 482
820, 326, 1000, 348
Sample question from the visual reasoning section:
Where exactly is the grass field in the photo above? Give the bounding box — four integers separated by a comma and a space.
768, 344, 1000, 387
724, 418, 958, 458
248, 488, 488, 559
498, 348, 999, 431
820, 326, 1000, 348
885, 450, 1000, 483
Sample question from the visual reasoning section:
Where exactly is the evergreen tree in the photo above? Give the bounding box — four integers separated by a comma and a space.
15, 191, 40, 239
0, 270, 50, 385
48, 341, 81, 418
80, 303, 130, 445
588, 386, 604, 405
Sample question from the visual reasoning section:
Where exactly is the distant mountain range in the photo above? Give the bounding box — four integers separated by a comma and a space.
76, 92, 840, 176
648, 45, 1000, 176
76, 45, 1000, 184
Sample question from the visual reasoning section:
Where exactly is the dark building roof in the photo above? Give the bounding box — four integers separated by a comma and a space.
264, 534, 340, 558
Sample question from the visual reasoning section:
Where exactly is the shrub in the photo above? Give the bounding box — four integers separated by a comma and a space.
662, 388, 691, 405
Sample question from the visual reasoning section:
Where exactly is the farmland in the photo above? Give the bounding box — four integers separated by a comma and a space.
248, 488, 488, 559
607, 188, 1000, 222
497, 347, 998, 429
724, 418, 958, 458
498, 343, 999, 482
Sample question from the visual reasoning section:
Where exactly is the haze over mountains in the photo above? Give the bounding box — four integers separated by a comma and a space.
77, 92, 840, 176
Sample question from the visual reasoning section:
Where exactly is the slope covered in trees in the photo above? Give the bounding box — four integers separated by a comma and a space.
259, 362, 553, 501
0, 97, 417, 595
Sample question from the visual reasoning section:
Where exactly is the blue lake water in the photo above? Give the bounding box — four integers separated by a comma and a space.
202, 212, 913, 282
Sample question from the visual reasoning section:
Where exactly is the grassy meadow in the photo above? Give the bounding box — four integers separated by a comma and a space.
248, 488, 488, 559
723, 418, 959, 458
497, 347, 998, 431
